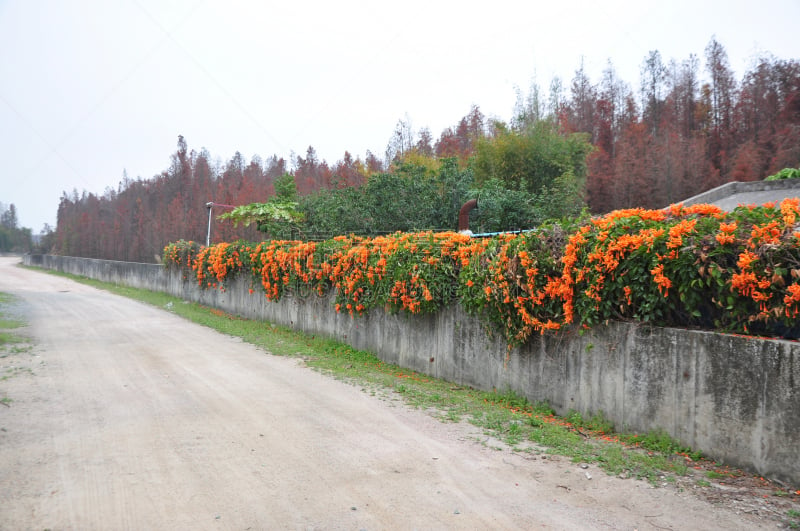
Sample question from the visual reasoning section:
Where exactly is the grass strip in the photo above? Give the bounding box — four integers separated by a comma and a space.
0, 291, 33, 401
0, 292, 26, 349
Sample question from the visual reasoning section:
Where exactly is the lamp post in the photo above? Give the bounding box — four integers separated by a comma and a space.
205, 201, 213, 246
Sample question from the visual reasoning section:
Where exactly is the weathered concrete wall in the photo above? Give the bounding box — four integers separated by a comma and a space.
28, 254, 171, 293
679, 179, 800, 211
24, 254, 800, 485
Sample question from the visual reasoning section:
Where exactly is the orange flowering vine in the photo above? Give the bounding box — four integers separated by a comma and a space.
163, 198, 800, 348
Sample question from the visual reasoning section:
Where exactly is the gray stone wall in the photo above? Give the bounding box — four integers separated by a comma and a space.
24, 254, 800, 485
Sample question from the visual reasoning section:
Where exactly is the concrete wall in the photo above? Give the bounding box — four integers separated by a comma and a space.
680, 178, 800, 210
24, 254, 800, 486
27, 254, 172, 293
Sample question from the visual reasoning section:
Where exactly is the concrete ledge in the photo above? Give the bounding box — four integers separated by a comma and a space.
23, 254, 800, 486
680, 179, 800, 210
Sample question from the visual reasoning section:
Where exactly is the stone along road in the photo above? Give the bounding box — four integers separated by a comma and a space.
0, 257, 775, 529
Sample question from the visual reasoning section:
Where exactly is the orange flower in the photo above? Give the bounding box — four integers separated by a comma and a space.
785, 284, 800, 305
680, 203, 723, 217
650, 263, 672, 296
737, 251, 758, 270
781, 197, 800, 226
667, 219, 697, 250
715, 232, 736, 245
749, 220, 782, 246
731, 271, 758, 297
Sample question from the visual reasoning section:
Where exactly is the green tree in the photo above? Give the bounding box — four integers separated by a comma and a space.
273, 172, 299, 201
0, 203, 18, 229
429, 158, 474, 230
470, 178, 538, 234
298, 158, 474, 237
0, 203, 32, 252
300, 187, 369, 237
361, 160, 475, 233
472, 120, 593, 221
35, 223, 56, 253
361, 167, 438, 232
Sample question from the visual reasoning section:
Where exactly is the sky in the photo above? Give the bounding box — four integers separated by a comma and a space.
1, 0, 798, 232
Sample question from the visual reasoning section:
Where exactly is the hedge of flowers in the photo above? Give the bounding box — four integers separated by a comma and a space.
163, 199, 800, 347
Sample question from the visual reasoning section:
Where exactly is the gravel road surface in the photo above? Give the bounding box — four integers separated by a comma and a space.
0, 257, 775, 529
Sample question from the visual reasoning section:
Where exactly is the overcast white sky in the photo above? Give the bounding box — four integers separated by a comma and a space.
1, 0, 798, 232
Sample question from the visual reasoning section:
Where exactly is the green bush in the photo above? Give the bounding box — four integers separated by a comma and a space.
765, 167, 800, 181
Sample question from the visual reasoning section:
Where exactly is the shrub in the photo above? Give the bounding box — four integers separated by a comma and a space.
765, 167, 800, 181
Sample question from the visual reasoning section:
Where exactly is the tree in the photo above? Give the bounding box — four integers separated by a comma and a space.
330, 151, 368, 188
598, 60, 630, 150
434, 106, 486, 161
565, 58, 597, 136
730, 140, 766, 181
299, 157, 474, 237
301, 186, 368, 237
35, 223, 56, 253
0, 203, 31, 252
640, 50, 667, 134
613, 121, 650, 208
294, 146, 332, 193
471, 178, 538, 233
472, 119, 593, 223
364, 150, 384, 174
547, 76, 565, 119
273, 172, 298, 201
386, 116, 415, 164
473, 120, 591, 205
0, 203, 33, 253
512, 78, 544, 130
414, 128, 435, 157
361, 168, 439, 233
1, 203, 18, 229
584, 62, 636, 213
705, 37, 737, 175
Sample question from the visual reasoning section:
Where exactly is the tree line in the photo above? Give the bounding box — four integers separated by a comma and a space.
0, 203, 39, 254
53, 38, 800, 263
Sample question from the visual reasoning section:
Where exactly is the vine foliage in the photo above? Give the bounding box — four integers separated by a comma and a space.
165, 199, 800, 347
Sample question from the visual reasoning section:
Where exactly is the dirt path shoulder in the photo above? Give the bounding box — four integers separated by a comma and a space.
0, 257, 789, 529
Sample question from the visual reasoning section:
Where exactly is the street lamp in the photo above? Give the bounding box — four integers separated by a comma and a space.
206, 201, 214, 246
205, 201, 237, 246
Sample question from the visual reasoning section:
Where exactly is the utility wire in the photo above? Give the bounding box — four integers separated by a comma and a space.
132, 0, 286, 154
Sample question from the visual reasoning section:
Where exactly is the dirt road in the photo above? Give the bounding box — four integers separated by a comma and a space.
0, 256, 778, 529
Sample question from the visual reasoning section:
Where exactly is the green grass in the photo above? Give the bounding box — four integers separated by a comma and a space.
0, 292, 25, 346
23, 266, 715, 486
0, 293, 27, 349
0, 292, 33, 396
789, 509, 800, 529
1, 366, 33, 381
0, 332, 23, 347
